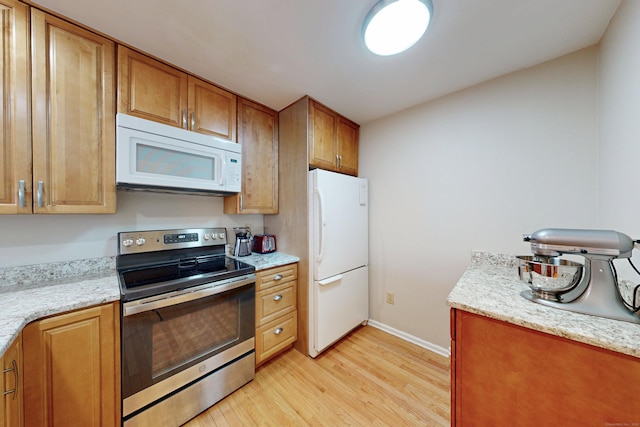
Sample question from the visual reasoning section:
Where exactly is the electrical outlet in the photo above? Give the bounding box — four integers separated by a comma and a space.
385, 291, 395, 305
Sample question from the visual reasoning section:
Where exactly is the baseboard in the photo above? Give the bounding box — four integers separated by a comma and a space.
366, 319, 451, 358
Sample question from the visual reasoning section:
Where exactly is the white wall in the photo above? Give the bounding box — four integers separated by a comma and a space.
0, 191, 263, 268
360, 47, 600, 349
598, 0, 640, 248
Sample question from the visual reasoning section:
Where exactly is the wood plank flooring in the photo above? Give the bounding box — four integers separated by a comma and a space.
183, 325, 450, 426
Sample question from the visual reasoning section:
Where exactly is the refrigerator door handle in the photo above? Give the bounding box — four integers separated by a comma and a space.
315, 187, 325, 262
318, 274, 343, 286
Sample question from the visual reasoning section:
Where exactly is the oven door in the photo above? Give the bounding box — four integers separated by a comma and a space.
121, 274, 255, 418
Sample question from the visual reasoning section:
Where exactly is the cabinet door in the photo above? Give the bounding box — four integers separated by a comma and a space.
452, 310, 640, 426
117, 45, 188, 128
2, 335, 23, 427
31, 10, 116, 214
0, 0, 31, 214
23, 303, 120, 427
224, 98, 278, 214
336, 116, 359, 176
256, 311, 297, 366
308, 99, 337, 171
188, 76, 237, 141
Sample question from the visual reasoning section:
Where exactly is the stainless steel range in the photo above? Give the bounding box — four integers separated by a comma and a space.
116, 227, 256, 427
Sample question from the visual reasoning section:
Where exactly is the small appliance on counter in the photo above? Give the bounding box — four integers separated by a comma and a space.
517, 228, 640, 324
252, 234, 276, 254
233, 227, 252, 257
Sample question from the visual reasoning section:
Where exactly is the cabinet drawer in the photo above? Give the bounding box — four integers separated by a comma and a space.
255, 311, 297, 365
256, 283, 296, 326
256, 264, 297, 291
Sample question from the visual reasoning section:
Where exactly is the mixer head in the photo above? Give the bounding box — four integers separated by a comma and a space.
523, 228, 634, 259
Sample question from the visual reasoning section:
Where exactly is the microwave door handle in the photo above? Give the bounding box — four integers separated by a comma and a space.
218, 155, 225, 186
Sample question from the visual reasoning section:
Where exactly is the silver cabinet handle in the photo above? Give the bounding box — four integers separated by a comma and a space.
274, 328, 283, 335
18, 180, 25, 208
274, 274, 283, 281
339, 155, 343, 168
182, 110, 187, 129
191, 112, 195, 131
239, 194, 243, 211
273, 294, 282, 301
3, 359, 18, 399
336, 154, 339, 168
37, 180, 44, 208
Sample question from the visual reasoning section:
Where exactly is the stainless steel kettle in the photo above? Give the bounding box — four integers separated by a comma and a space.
233, 227, 252, 257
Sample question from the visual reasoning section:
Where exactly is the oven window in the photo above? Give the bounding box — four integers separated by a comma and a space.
121, 283, 254, 399
151, 295, 238, 377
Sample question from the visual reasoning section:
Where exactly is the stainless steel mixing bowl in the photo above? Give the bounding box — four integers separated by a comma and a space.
516, 255, 584, 294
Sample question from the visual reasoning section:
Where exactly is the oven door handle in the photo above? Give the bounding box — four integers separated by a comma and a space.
122, 275, 255, 317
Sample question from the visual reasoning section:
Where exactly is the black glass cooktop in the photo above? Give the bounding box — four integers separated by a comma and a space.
117, 252, 255, 302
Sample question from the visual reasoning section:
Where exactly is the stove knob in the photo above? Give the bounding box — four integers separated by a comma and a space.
122, 239, 134, 247
219, 232, 226, 240
136, 237, 146, 246
204, 233, 211, 240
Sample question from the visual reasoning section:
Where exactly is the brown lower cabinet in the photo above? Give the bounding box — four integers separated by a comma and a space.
23, 302, 120, 427
450, 309, 640, 426
255, 264, 298, 365
1, 335, 22, 427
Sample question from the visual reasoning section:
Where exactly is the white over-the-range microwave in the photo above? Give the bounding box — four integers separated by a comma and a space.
116, 113, 242, 195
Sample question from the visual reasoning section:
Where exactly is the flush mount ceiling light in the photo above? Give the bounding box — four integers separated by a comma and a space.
363, 0, 433, 56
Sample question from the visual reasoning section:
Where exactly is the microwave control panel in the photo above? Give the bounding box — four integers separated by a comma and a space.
226, 153, 242, 192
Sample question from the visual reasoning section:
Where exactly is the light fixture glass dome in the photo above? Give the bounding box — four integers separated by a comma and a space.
363, 0, 433, 56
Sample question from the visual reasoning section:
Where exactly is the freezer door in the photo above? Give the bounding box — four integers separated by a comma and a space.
310, 170, 368, 281
311, 266, 369, 357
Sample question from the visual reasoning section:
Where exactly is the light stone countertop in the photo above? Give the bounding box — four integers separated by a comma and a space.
0, 251, 299, 357
0, 267, 120, 354
447, 251, 640, 359
229, 252, 300, 271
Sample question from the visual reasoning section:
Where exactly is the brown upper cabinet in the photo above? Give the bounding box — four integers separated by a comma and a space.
309, 99, 359, 176
118, 46, 237, 142
224, 98, 278, 214
0, 0, 30, 214
1, 4, 116, 214
31, 10, 116, 214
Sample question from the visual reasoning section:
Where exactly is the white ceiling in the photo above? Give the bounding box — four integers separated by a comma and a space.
32, 0, 621, 124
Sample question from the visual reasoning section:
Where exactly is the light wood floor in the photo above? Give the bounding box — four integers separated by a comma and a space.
183, 326, 451, 426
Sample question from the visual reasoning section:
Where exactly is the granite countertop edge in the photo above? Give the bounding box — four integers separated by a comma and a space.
447, 251, 640, 359
0, 252, 299, 356
229, 252, 300, 271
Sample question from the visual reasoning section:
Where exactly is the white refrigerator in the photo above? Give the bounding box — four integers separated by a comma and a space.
308, 169, 369, 357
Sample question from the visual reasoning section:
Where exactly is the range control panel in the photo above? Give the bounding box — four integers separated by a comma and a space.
118, 228, 227, 255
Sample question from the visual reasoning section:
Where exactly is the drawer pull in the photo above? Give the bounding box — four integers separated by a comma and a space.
273, 274, 283, 281
273, 294, 283, 301
274, 327, 283, 335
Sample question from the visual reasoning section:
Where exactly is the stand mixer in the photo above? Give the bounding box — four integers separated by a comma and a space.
518, 228, 640, 324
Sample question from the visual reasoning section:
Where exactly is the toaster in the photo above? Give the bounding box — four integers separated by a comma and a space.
252, 234, 277, 254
